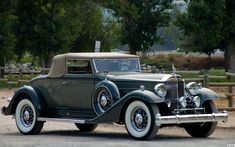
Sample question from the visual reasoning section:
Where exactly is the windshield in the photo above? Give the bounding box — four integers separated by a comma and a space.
94, 58, 141, 73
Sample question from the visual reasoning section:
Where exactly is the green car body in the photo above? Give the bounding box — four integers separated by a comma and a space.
1, 52, 228, 140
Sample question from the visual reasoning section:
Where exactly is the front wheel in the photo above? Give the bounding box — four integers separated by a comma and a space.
75, 124, 98, 132
125, 101, 159, 140
15, 99, 44, 135
184, 101, 218, 137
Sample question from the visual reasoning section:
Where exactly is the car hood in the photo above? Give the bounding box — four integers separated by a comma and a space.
106, 72, 179, 82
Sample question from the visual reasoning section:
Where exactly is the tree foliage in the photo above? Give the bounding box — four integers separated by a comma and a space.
71, 1, 121, 52
0, 0, 16, 77
176, 0, 235, 72
0, 0, 16, 63
13, 0, 121, 67
15, 0, 82, 67
102, 0, 172, 54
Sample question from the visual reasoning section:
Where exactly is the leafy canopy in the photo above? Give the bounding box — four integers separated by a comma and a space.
102, 0, 172, 54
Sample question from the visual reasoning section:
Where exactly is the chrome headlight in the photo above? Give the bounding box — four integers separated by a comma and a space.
193, 96, 201, 107
179, 97, 187, 108
154, 83, 167, 98
186, 82, 200, 95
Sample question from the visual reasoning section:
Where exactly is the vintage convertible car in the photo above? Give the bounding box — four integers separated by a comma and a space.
1, 53, 228, 140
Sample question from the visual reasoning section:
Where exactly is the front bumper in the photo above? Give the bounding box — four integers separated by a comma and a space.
155, 111, 228, 126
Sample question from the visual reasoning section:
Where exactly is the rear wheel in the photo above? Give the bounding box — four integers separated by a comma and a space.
124, 101, 159, 140
75, 124, 98, 132
184, 101, 218, 137
15, 99, 44, 135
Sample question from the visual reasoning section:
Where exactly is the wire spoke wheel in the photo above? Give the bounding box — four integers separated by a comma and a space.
20, 105, 34, 128
94, 86, 113, 114
125, 101, 159, 140
131, 107, 148, 132
15, 99, 44, 135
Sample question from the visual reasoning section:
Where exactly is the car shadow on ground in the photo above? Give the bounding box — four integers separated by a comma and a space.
3, 130, 217, 142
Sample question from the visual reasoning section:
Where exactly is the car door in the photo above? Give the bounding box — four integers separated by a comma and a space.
62, 59, 95, 111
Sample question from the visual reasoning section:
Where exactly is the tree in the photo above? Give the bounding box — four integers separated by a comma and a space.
176, 0, 235, 72
71, 1, 121, 52
15, 0, 120, 67
102, 0, 172, 54
0, 0, 16, 78
15, 0, 81, 68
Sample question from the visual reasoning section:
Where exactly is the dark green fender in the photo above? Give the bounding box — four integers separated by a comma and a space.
198, 88, 219, 105
3, 85, 46, 116
88, 89, 164, 124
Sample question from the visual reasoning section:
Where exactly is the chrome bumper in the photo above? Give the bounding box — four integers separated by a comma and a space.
155, 111, 228, 126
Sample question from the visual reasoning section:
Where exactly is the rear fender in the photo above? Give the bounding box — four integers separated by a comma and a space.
3, 85, 43, 115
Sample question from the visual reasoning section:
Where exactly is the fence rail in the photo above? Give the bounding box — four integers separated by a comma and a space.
1, 67, 235, 111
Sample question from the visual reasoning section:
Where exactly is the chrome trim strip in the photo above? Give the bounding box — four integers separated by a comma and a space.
155, 111, 228, 126
174, 108, 205, 111
38, 117, 85, 124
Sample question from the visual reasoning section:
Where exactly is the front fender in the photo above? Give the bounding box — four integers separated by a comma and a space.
122, 89, 164, 103
198, 88, 219, 104
89, 89, 164, 123
3, 85, 43, 115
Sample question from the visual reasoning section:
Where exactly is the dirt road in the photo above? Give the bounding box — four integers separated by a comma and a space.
0, 88, 235, 147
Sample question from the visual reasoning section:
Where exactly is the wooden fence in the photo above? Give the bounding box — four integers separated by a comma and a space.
1, 67, 235, 111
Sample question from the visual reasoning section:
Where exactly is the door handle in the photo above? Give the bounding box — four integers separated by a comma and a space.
62, 81, 67, 85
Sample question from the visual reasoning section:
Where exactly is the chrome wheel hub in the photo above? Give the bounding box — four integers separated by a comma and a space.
100, 96, 107, 107
131, 107, 148, 132
23, 111, 30, 121
20, 105, 34, 127
135, 113, 143, 125
96, 88, 113, 113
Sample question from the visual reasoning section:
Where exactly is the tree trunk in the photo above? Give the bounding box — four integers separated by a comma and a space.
0, 58, 5, 78
40, 52, 46, 68
128, 43, 136, 54
46, 51, 55, 68
224, 40, 235, 72
40, 51, 55, 68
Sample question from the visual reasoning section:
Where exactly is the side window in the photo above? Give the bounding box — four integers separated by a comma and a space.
67, 60, 92, 74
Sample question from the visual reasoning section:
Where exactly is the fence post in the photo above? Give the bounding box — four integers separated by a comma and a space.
227, 74, 233, 107
19, 66, 23, 80
228, 86, 233, 107
9, 67, 12, 80
203, 69, 209, 88
0, 67, 4, 78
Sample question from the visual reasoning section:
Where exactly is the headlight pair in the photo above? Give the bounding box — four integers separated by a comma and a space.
154, 83, 167, 98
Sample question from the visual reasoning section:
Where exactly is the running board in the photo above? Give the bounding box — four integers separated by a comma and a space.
38, 117, 86, 124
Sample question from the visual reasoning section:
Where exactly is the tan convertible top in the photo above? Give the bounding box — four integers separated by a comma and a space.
48, 52, 139, 77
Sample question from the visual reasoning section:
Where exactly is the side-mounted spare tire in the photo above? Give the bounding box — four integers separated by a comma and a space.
93, 81, 120, 115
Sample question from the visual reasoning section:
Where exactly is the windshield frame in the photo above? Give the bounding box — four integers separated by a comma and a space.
92, 58, 141, 73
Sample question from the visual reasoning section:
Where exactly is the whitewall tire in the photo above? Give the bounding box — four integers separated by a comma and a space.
125, 101, 159, 140
15, 99, 44, 134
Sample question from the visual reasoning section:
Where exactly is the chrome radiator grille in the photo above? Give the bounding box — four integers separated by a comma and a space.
165, 79, 185, 109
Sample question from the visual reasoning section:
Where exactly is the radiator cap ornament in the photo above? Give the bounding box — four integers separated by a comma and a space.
172, 63, 176, 75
